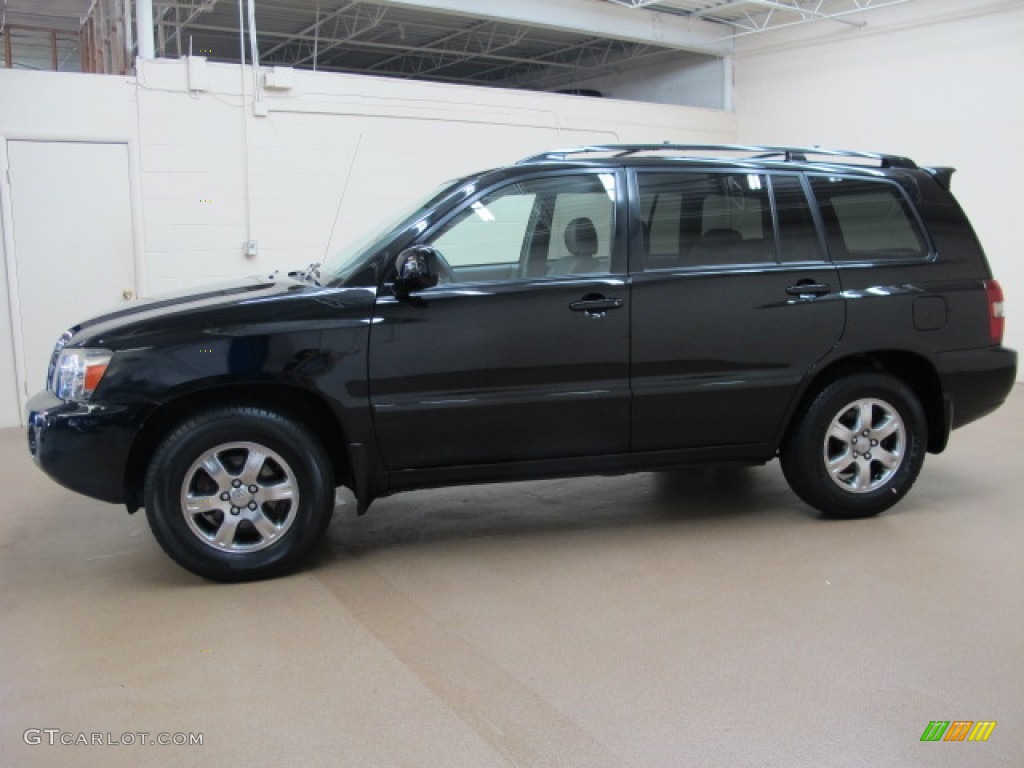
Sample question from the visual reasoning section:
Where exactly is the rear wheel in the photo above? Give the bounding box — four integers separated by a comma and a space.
781, 373, 926, 518
144, 407, 334, 581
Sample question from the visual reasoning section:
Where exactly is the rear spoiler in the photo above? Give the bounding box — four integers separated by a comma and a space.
922, 166, 956, 191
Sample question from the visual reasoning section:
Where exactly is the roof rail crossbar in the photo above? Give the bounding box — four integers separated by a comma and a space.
516, 144, 916, 169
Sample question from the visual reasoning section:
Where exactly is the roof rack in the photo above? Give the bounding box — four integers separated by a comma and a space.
516, 144, 917, 169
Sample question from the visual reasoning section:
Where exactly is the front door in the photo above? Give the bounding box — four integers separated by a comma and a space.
368, 171, 630, 470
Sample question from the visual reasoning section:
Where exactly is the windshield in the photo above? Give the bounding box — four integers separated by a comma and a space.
322, 180, 460, 282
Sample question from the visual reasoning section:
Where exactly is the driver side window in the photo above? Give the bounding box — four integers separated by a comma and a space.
428, 174, 616, 283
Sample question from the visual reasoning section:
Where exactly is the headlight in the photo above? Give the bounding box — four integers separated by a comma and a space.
51, 349, 112, 402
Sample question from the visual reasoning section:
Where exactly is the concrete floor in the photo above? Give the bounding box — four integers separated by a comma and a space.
1, 388, 1022, 768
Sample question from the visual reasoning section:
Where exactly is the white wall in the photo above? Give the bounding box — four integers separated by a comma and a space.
0, 61, 736, 427
134, 60, 733, 295
0, 71, 141, 429
561, 53, 726, 109
733, 0, 1024, 371
0, 195, 17, 429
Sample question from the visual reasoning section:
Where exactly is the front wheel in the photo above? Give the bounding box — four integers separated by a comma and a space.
781, 373, 927, 518
144, 407, 335, 581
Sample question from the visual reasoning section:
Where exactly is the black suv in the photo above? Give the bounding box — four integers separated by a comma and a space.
27, 144, 1017, 581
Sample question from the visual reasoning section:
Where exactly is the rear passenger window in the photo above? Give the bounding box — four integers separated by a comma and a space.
637, 172, 775, 270
808, 176, 928, 261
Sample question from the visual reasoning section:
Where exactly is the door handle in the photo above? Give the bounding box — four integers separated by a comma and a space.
786, 281, 831, 298
569, 295, 624, 317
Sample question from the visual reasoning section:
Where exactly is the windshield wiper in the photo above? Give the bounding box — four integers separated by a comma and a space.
288, 262, 322, 286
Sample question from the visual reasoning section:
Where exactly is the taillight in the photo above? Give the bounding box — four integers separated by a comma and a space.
984, 279, 1005, 345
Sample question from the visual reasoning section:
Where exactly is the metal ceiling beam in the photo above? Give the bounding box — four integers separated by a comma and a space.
161, 0, 219, 52
692, 0, 862, 28
292, 4, 387, 66
362, 21, 531, 78
217, 31, 622, 69
277, 36, 580, 73
260, 1, 361, 60
191, 22, 595, 73
377, 0, 732, 56
284, 5, 386, 66
680, 0, 912, 37
714, 0, 911, 37
745, 0, 862, 23
605, 1, 664, 8
124, 0, 738, 91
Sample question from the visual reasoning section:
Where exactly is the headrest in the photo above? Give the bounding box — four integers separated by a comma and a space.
564, 217, 598, 257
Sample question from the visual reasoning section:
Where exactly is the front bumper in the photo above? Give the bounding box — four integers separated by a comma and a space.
27, 390, 146, 505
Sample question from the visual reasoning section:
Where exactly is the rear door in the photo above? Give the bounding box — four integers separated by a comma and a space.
805, 174, 937, 351
368, 170, 630, 470
629, 170, 844, 454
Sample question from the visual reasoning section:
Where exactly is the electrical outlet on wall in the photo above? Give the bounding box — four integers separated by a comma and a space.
244, 240, 258, 258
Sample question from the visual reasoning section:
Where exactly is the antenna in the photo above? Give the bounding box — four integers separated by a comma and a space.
323, 134, 364, 263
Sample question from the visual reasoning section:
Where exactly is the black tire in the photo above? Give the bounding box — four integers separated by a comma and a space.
780, 373, 927, 518
144, 407, 334, 581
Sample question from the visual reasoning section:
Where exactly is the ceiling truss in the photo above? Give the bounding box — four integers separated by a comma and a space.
259, 2, 389, 66
606, 0, 912, 38
2, 0, 913, 89
140, 1, 712, 91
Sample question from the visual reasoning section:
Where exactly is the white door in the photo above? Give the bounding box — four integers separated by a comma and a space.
6, 141, 135, 414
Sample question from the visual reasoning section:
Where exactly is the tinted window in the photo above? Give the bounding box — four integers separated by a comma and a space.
429, 174, 616, 281
433, 194, 535, 268
637, 173, 775, 270
808, 176, 927, 261
771, 175, 824, 263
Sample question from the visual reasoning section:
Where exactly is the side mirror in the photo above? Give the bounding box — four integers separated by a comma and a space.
393, 246, 440, 297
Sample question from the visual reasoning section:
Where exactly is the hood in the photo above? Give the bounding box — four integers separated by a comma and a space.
78, 276, 281, 330
64, 274, 377, 350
